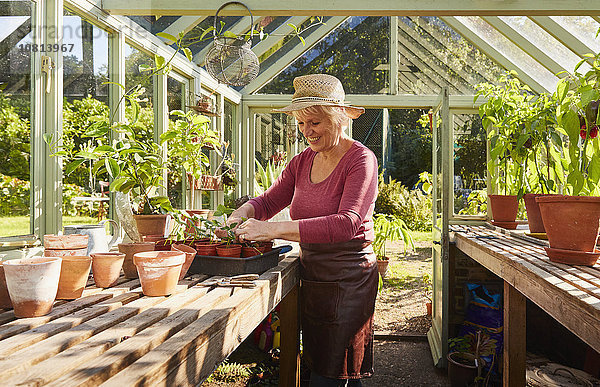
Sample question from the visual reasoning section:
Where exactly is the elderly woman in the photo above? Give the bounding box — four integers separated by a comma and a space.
225, 74, 378, 386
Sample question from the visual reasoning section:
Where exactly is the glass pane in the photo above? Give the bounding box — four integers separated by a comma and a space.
167, 76, 183, 209
222, 100, 238, 208
62, 10, 110, 226
499, 16, 584, 73
551, 16, 600, 54
352, 109, 384, 166
254, 113, 294, 167
260, 17, 389, 94
388, 109, 430, 188
456, 16, 559, 92
0, 0, 33, 236
453, 114, 486, 216
125, 44, 154, 141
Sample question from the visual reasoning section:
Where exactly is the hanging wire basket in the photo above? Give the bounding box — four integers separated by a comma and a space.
205, 2, 260, 87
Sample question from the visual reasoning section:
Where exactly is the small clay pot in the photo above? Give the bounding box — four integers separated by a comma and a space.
216, 243, 242, 258
56, 256, 92, 300
242, 244, 266, 258
3, 257, 62, 318
44, 234, 88, 250
134, 214, 172, 237
90, 252, 125, 288
0, 262, 12, 309
377, 259, 389, 279
171, 244, 197, 280
118, 242, 155, 279
44, 248, 88, 257
488, 194, 519, 222
133, 251, 185, 296
257, 241, 273, 252
195, 242, 219, 256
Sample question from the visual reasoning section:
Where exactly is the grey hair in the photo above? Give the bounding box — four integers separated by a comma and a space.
291, 105, 351, 129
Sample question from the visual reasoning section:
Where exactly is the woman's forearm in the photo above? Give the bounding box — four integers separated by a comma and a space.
269, 220, 301, 242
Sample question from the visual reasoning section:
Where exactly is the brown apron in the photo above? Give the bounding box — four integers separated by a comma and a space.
299, 240, 378, 379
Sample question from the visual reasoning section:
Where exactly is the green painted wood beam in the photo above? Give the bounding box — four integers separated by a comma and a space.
159, 16, 206, 41
99, 0, 600, 16
530, 16, 598, 58
240, 16, 347, 94
389, 17, 399, 95
482, 16, 567, 77
251, 16, 311, 58
441, 16, 550, 94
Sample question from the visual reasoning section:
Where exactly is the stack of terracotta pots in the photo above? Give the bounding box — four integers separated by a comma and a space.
43, 234, 89, 257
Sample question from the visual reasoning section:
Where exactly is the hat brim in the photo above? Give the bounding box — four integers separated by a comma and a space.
273, 100, 365, 119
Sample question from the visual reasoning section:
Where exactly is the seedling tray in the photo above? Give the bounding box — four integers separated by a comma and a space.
188, 245, 292, 276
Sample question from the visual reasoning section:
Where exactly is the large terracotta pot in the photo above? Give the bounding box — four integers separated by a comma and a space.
56, 256, 92, 300
0, 262, 12, 309
488, 194, 518, 222
171, 244, 197, 280
3, 257, 62, 318
537, 195, 600, 252
118, 242, 155, 279
90, 252, 125, 288
133, 214, 172, 237
133, 251, 185, 296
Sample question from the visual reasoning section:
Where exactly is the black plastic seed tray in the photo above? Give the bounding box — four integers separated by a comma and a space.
188, 245, 292, 276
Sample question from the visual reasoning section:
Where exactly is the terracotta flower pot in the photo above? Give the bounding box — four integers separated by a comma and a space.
134, 214, 172, 237
216, 243, 242, 258
171, 244, 197, 280
43, 234, 88, 250
537, 195, 600, 252
44, 248, 88, 257
242, 244, 266, 258
195, 242, 219, 256
56, 256, 92, 300
90, 252, 125, 288
377, 259, 389, 278
426, 301, 432, 316
488, 194, 518, 222
523, 194, 560, 233
0, 262, 12, 309
133, 251, 185, 296
3, 257, 62, 318
118, 242, 156, 279
257, 241, 273, 252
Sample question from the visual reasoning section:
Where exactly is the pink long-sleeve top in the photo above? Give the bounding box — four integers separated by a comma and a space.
248, 141, 378, 244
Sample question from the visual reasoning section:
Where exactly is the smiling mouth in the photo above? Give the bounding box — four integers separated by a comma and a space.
307, 136, 321, 143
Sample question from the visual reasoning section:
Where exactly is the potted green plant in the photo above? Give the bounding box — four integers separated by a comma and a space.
160, 109, 224, 208
447, 331, 497, 387
476, 71, 561, 229
372, 213, 415, 279
538, 52, 600, 265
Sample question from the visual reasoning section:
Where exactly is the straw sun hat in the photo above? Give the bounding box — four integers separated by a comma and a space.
273, 74, 365, 119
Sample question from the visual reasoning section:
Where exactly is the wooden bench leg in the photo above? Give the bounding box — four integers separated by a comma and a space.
504, 281, 526, 387
279, 284, 300, 387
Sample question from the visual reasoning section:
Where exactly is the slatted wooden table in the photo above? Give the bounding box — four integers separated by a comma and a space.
450, 224, 600, 387
0, 252, 300, 386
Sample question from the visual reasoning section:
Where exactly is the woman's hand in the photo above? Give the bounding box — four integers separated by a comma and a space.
235, 218, 273, 242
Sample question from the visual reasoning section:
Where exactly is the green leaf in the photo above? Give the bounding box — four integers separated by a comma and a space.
199, 26, 215, 41
64, 159, 86, 176
556, 78, 569, 103
298, 36, 306, 46
562, 110, 581, 145
105, 158, 120, 178
94, 145, 115, 152
157, 32, 177, 43
154, 54, 165, 69
183, 47, 193, 62
109, 177, 129, 192
75, 151, 98, 160
223, 30, 237, 38
43, 133, 53, 145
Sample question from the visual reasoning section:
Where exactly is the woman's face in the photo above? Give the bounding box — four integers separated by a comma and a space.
296, 110, 342, 153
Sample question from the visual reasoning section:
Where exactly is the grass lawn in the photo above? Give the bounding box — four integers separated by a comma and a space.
410, 230, 433, 242
0, 215, 98, 237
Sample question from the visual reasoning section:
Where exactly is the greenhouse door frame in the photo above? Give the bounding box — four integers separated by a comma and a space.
427, 86, 451, 368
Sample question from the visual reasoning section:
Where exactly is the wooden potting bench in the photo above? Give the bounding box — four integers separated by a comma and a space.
0, 250, 301, 386
450, 224, 600, 387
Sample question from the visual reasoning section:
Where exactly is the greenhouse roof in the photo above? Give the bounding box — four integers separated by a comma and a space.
90, 1, 600, 96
